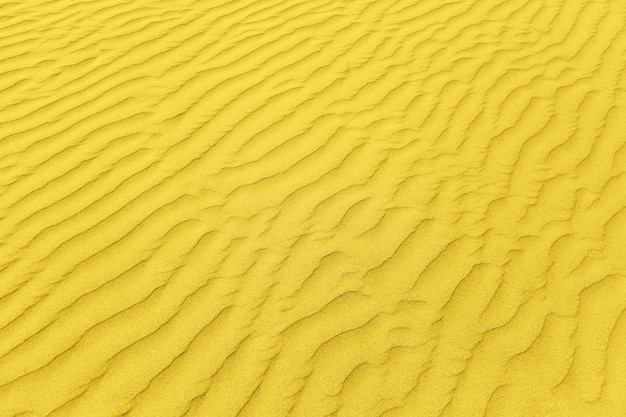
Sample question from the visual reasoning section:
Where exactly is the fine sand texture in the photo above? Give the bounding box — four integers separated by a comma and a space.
2, 0, 626, 416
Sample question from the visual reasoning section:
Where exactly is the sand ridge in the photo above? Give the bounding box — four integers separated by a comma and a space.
1, 0, 626, 416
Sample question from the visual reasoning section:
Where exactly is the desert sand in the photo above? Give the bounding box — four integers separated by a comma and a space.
1, 0, 626, 416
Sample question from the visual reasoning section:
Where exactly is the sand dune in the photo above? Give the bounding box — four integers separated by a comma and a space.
2, 0, 626, 416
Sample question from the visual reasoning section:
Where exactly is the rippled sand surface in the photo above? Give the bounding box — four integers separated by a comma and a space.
2, 1, 626, 416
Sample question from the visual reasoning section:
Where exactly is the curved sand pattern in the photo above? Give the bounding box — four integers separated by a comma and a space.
2, 0, 626, 416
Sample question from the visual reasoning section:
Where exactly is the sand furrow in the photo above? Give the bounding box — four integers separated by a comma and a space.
2, 0, 626, 416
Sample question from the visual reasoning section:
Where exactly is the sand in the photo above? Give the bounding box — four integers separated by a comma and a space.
1, 0, 626, 416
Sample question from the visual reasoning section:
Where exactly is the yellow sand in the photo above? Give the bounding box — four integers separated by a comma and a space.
1, 0, 626, 416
